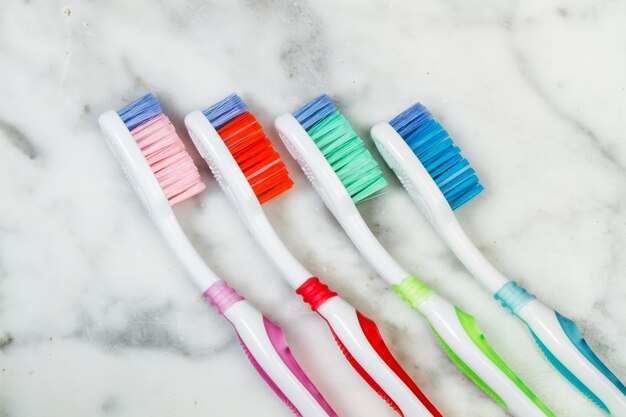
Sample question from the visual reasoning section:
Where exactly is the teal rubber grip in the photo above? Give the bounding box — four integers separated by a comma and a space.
496, 282, 626, 414
557, 312, 626, 396
530, 326, 609, 413
495, 281, 535, 314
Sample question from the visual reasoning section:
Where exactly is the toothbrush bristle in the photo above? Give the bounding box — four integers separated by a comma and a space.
389, 103, 483, 210
202, 93, 249, 129
118, 93, 163, 131
292, 94, 337, 130
204, 94, 294, 204
293, 94, 388, 204
117, 93, 206, 205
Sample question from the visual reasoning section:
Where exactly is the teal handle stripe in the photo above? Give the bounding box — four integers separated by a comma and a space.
495, 281, 536, 315
557, 312, 626, 397
496, 281, 626, 412
529, 326, 609, 413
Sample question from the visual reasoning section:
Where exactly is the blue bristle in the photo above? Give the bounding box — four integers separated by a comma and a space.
293, 94, 337, 130
117, 93, 162, 130
389, 103, 433, 139
389, 103, 484, 210
203, 93, 248, 129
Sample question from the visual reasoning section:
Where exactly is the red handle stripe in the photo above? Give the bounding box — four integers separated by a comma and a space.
296, 276, 337, 310
327, 321, 404, 415
356, 311, 442, 417
296, 277, 442, 417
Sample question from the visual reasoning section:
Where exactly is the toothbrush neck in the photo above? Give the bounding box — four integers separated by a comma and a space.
434, 211, 510, 294
340, 208, 408, 285
241, 202, 313, 289
155, 210, 221, 290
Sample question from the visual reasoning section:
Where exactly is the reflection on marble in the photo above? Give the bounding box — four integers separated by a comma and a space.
1, 0, 625, 416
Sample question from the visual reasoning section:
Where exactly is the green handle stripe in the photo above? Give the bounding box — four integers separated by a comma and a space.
392, 275, 436, 309
393, 275, 555, 416
429, 325, 508, 409
455, 307, 556, 417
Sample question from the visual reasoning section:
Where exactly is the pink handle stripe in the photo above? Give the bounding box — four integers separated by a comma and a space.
263, 317, 338, 417
203, 280, 336, 416
203, 280, 244, 314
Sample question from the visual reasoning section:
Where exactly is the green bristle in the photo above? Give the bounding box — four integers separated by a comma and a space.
307, 111, 388, 203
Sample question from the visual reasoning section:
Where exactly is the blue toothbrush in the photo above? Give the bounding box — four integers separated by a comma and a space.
371, 103, 626, 416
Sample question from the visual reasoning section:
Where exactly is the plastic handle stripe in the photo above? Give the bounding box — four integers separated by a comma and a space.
393, 276, 509, 407
556, 312, 626, 398
455, 307, 556, 417
296, 277, 338, 310
295, 277, 404, 415
263, 317, 338, 417
356, 311, 442, 417
326, 320, 404, 415
296, 277, 441, 417
392, 275, 436, 309
203, 281, 303, 416
203, 280, 245, 313
429, 325, 507, 409
236, 333, 302, 416
494, 281, 536, 315
395, 276, 555, 416
530, 328, 609, 412
498, 281, 626, 411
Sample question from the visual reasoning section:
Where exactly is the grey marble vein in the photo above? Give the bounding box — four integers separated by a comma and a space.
0, 1, 624, 417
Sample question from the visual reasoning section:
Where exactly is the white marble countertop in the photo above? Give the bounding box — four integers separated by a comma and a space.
1, 1, 625, 416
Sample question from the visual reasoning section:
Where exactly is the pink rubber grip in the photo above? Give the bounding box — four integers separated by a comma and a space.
204, 280, 336, 416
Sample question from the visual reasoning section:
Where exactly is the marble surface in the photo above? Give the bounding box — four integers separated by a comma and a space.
1, 0, 625, 416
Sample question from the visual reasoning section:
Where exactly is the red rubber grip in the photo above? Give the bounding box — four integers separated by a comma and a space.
327, 321, 404, 414
296, 277, 337, 310
356, 311, 442, 417
296, 277, 441, 417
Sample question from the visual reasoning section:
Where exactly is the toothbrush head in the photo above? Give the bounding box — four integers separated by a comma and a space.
203, 93, 294, 204
292, 94, 388, 204
107, 93, 205, 206
389, 103, 483, 210
119, 93, 206, 205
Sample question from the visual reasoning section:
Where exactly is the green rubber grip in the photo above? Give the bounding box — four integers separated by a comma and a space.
392, 274, 436, 310
393, 275, 555, 416
454, 308, 555, 416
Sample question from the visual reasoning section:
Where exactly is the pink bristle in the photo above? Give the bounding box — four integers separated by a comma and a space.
129, 113, 205, 205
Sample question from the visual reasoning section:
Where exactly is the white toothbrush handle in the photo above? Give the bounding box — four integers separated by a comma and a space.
444, 218, 626, 415
204, 281, 337, 417
438, 207, 626, 414
416, 294, 554, 417
297, 277, 441, 417
371, 120, 626, 413
507, 295, 626, 416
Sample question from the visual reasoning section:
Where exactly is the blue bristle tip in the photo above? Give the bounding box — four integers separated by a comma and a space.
389, 103, 433, 139
293, 94, 337, 130
203, 93, 248, 129
117, 93, 162, 130
390, 103, 483, 210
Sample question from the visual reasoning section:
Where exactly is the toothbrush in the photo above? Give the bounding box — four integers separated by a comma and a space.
275, 94, 556, 417
370, 102, 626, 415
98, 93, 337, 417
184, 94, 442, 417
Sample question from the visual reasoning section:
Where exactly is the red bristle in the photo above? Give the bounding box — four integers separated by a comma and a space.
217, 112, 294, 203
252, 167, 283, 195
